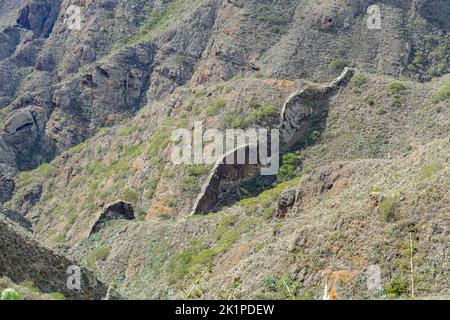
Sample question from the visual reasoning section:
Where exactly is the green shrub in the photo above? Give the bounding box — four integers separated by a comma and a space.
206, 99, 226, 116
127, 0, 198, 43
351, 73, 367, 88
412, 52, 426, 67
263, 276, 278, 292
432, 80, 450, 103
36, 163, 56, 179
385, 278, 408, 298
248, 105, 278, 122
145, 177, 160, 199
167, 241, 215, 284
309, 130, 321, 142
225, 104, 277, 128
389, 94, 407, 107
181, 176, 200, 194
49, 292, 66, 300
249, 99, 261, 109
388, 81, 407, 95
163, 168, 175, 178
262, 275, 305, 299
224, 109, 246, 129
278, 153, 300, 181
186, 165, 210, 176
148, 129, 170, 159
118, 126, 138, 136
194, 88, 208, 97
328, 58, 347, 71
1, 288, 23, 300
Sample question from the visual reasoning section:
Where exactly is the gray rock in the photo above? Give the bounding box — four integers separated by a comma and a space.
0, 204, 32, 231
88, 200, 136, 236
278, 188, 297, 208
3, 109, 35, 134
0, 176, 15, 203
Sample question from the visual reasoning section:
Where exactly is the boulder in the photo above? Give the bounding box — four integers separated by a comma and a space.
276, 188, 297, 219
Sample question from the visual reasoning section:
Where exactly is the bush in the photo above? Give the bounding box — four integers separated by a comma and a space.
248, 105, 278, 123
412, 51, 426, 67
351, 73, 367, 88
1, 288, 23, 300
389, 94, 407, 107
167, 241, 215, 284
388, 81, 407, 95
278, 153, 300, 181
432, 80, 450, 103
309, 130, 321, 142
224, 109, 246, 129
385, 278, 408, 298
145, 177, 160, 199
49, 292, 66, 300
249, 99, 261, 109
206, 99, 226, 116
181, 176, 200, 193
87, 246, 111, 268
328, 58, 347, 71
186, 165, 210, 176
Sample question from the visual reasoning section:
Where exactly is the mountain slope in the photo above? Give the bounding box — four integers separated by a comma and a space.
0, 0, 448, 300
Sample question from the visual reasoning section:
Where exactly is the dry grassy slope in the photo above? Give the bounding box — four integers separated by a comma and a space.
5, 70, 449, 299
0, 208, 112, 300
7, 72, 449, 246
1, 0, 449, 300
74, 135, 450, 299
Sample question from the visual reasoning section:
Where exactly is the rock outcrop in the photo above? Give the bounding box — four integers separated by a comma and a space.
192, 68, 354, 215
191, 145, 262, 215
0, 204, 32, 231
0, 176, 15, 204
88, 200, 136, 236
279, 67, 354, 148
16, 0, 62, 38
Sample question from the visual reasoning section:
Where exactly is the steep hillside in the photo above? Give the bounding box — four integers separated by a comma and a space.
1, 0, 449, 198
0, 0, 448, 300
73, 136, 450, 299
0, 205, 114, 299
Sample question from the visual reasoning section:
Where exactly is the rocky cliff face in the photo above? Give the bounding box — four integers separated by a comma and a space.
0, 0, 449, 300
